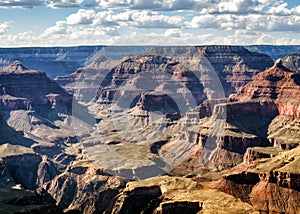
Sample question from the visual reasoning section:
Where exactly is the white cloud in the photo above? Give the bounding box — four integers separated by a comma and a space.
43, 21, 67, 36
0, 22, 10, 35
267, 3, 292, 15
188, 14, 247, 30
187, 12, 300, 33
0, 0, 42, 8
45, 0, 84, 8
66, 9, 96, 24
93, 0, 286, 14
1, 0, 300, 46
129, 11, 183, 28
2, 27, 300, 47
164, 29, 182, 37
58, 9, 184, 28
94, 0, 200, 10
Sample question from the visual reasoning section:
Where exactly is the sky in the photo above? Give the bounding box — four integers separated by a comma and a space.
0, 0, 300, 47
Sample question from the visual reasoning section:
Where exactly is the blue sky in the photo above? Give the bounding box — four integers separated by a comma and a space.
0, 0, 300, 47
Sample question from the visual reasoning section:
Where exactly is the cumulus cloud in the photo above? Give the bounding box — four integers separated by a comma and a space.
1, 0, 300, 46
0, 0, 42, 8
0, 22, 10, 35
188, 14, 246, 30
66, 9, 96, 24
267, 3, 300, 16
92, 0, 287, 13
62, 9, 184, 28
129, 11, 183, 28
0, 0, 85, 8
164, 29, 182, 37
94, 0, 200, 10
187, 12, 300, 33
43, 21, 67, 36
45, 0, 84, 8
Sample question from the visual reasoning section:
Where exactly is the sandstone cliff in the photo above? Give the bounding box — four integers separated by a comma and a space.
0, 61, 72, 117
282, 54, 300, 73
214, 146, 300, 214
147, 46, 273, 96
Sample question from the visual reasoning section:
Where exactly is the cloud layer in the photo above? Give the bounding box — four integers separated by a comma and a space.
0, 0, 300, 46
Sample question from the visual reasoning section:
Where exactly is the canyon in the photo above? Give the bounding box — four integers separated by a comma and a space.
0, 45, 299, 213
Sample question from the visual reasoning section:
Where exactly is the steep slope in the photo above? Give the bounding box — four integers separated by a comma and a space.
147, 46, 273, 96
96, 55, 206, 108
211, 60, 300, 214
282, 53, 300, 73
0, 186, 62, 214
75, 47, 273, 179
231, 59, 300, 148
0, 61, 72, 117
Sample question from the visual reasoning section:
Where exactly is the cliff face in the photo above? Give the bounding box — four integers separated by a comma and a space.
0, 61, 72, 116
0, 154, 58, 190
282, 54, 300, 73
214, 146, 300, 214
40, 159, 126, 212
231, 60, 300, 108
96, 55, 206, 111
147, 46, 273, 96
229, 60, 300, 148
105, 176, 256, 214
179, 60, 299, 171
0, 186, 62, 214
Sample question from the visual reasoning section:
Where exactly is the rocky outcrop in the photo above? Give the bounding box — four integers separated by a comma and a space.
0, 61, 72, 117
41, 160, 126, 211
250, 181, 300, 214
137, 91, 180, 115
214, 171, 260, 203
243, 147, 281, 164
147, 46, 273, 96
230, 60, 300, 148
0, 154, 58, 190
107, 176, 256, 214
108, 185, 162, 214
154, 201, 202, 214
96, 55, 206, 109
0, 186, 63, 214
215, 146, 300, 214
216, 170, 300, 214
282, 54, 300, 73
231, 60, 300, 117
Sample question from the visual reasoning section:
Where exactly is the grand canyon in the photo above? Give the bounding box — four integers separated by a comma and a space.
0, 45, 299, 213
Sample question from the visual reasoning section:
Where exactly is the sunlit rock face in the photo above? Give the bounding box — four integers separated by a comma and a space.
282, 54, 300, 73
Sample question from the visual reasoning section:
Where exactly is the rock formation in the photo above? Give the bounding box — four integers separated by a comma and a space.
246, 45, 300, 60
210, 60, 300, 214
282, 54, 300, 73
0, 46, 299, 214
230, 59, 300, 148
0, 185, 62, 213
214, 146, 300, 214
147, 45, 273, 96
0, 61, 72, 117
